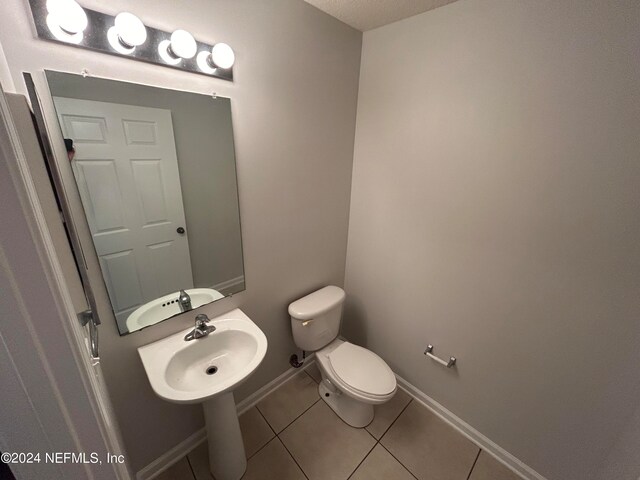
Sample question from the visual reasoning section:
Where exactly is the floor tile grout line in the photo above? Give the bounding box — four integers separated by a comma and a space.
465, 448, 482, 480
364, 427, 377, 442
375, 398, 413, 442
377, 442, 420, 480
275, 435, 310, 480
303, 368, 319, 384
345, 440, 378, 480
262, 395, 321, 435
245, 432, 275, 462
184, 454, 199, 480
255, 405, 278, 436
253, 397, 321, 471
254, 371, 322, 434
242, 406, 284, 464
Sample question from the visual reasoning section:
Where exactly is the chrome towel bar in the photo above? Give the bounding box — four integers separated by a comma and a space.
424, 344, 456, 368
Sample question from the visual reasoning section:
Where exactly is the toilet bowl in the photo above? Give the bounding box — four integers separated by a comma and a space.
315, 338, 396, 427
288, 286, 397, 427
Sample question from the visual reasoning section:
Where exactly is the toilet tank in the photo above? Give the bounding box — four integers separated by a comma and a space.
289, 286, 346, 352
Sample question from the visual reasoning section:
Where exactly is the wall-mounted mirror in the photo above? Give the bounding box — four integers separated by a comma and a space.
45, 71, 244, 335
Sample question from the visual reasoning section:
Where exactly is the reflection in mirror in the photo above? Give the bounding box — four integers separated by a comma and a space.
46, 71, 244, 335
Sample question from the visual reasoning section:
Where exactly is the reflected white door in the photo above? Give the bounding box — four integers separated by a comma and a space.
54, 97, 193, 328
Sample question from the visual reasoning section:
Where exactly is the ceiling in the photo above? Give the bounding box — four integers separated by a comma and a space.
303, 0, 462, 31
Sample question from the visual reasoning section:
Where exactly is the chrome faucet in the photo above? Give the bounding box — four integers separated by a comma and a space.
184, 314, 216, 341
178, 289, 192, 312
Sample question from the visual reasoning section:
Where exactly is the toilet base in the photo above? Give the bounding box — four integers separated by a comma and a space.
318, 380, 374, 428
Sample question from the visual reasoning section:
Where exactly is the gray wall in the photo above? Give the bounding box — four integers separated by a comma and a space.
598, 403, 640, 480
46, 73, 244, 292
0, 0, 361, 473
345, 1, 640, 480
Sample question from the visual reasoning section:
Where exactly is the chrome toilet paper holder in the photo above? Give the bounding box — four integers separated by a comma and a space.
424, 344, 457, 368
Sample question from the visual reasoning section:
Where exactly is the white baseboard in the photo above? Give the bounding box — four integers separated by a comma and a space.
136, 357, 315, 479
395, 375, 548, 480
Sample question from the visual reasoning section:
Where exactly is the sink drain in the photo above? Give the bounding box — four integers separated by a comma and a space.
205, 366, 218, 375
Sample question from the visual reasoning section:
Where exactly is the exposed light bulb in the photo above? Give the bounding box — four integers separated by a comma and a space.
46, 0, 87, 33
46, 0, 87, 43
108, 12, 146, 55
210, 43, 234, 69
169, 29, 197, 59
115, 12, 146, 47
158, 39, 182, 65
196, 50, 217, 74
197, 43, 235, 74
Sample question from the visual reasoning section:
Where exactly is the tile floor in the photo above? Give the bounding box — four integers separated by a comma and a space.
156, 363, 522, 480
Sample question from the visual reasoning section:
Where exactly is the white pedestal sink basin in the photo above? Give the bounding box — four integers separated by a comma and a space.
138, 308, 267, 480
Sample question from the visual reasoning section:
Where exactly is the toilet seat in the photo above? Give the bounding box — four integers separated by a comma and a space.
328, 342, 396, 400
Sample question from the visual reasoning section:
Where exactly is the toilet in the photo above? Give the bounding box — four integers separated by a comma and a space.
289, 286, 397, 428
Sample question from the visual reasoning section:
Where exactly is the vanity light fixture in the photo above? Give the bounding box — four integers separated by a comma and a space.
29, 0, 234, 80
45, 0, 87, 44
107, 12, 147, 55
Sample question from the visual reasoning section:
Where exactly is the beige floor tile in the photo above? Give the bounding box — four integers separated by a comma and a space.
239, 407, 275, 458
469, 451, 522, 480
186, 443, 213, 480
155, 457, 195, 480
381, 401, 479, 480
280, 401, 376, 480
366, 389, 412, 439
304, 362, 322, 383
257, 371, 319, 433
241, 438, 306, 480
350, 444, 416, 480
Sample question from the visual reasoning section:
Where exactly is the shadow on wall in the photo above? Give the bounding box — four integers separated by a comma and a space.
342, 294, 369, 346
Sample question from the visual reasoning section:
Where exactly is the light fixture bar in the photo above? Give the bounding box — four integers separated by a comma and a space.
28, 0, 233, 81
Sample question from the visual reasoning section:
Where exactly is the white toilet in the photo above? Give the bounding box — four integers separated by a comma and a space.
288, 285, 397, 428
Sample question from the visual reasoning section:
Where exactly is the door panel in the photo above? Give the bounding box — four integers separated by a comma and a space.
131, 159, 169, 225
122, 119, 157, 145
99, 249, 145, 315
60, 114, 108, 143
74, 159, 127, 233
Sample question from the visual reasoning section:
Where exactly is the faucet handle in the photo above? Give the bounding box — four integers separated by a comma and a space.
195, 314, 210, 327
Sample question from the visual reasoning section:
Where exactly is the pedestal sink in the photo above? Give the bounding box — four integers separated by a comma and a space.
138, 308, 268, 480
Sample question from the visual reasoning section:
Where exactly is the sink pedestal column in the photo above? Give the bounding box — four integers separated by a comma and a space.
203, 392, 247, 480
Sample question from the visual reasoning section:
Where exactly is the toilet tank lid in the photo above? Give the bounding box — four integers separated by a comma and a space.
288, 286, 346, 320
